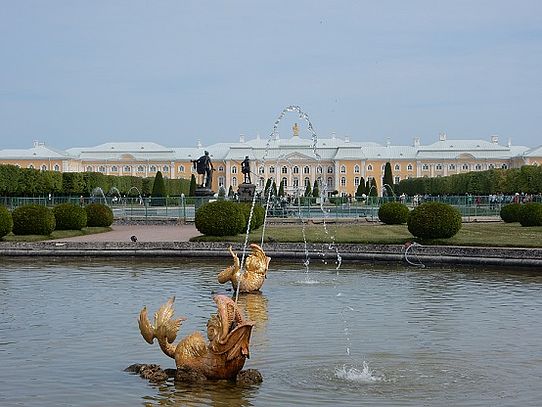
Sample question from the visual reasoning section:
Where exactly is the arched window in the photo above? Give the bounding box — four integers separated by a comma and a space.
304, 177, 310, 187
327, 166, 334, 173
137, 165, 145, 172
232, 177, 237, 187
317, 166, 323, 174
123, 165, 131, 172
407, 163, 413, 171
422, 164, 429, 171
86, 166, 93, 172
449, 164, 456, 170
293, 166, 299, 174
354, 177, 360, 186
259, 177, 264, 187
436, 164, 442, 170
488, 163, 495, 169
218, 176, 225, 187
53, 164, 60, 171
340, 165, 346, 173
178, 165, 185, 173
99, 166, 106, 173
354, 165, 360, 173
341, 177, 346, 187
269, 166, 275, 174
394, 164, 400, 171
281, 177, 288, 187
41, 164, 47, 171
259, 166, 265, 174
475, 164, 482, 171
501, 163, 508, 169
111, 165, 118, 172
381, 164, 386, 171
231, 165, 237, 174
150, 165, 157, 172
394, 176, 400, 184
327, 177, 333, 188
462, 163, 469, 170
304, 166, 310, 174
293, 178, 299, 188
281, 166, 288, 174
163, 165, 169, 172
367, 164, 373, 171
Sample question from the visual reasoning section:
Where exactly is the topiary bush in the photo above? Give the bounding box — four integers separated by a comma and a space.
518, 202, 542, 227
378, 202, 409, 225
500, 203, 522, 223
0, 206, 13, 238
53, 203, 87, 230
195, 200, 245, 236
239, 203, 265, 231
85, 203, 114, 227
407, 202, 462, 239
12, 204, 56, 235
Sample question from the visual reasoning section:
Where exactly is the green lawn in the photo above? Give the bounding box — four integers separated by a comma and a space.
2, 227, 112, 242
192, 222, 542, 248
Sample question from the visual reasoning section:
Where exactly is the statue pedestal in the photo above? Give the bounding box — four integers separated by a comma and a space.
194, 188, 215, 212
238, 183, 256, 202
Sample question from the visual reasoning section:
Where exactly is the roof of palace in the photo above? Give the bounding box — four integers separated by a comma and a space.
0, 135, 536, 163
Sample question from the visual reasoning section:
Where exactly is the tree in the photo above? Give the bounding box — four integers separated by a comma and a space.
383, 162, 393, 196
271, 180, 277, 197
369, 178, 378, 197
278, 179, 285, 197
264, 178, 273, 198
228, 185, 234, 198
304, 182, 312, 197
355, 182, 364, 198
312, 179, 320, 198
189, 174, 197, 196
151, 171, 166, 205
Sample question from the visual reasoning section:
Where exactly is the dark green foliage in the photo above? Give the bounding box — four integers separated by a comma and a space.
355, 178, 365, 197
85, 203, 114, 227
53, 203, 87, 230
12, 205, 56, 235
518, 202, 542, 227
151, 171, 166, 205
378, 202, 409, 225
228, 185, 234, 198
195, 201, 245, 236
304, 182, 312, 197
407, 202, 462, 239
239, 203, 265, 231
264, 179, 273, 198
0, 206, 13, 238
369, 178, 378, 196
383, 162, 393, 195
312, 180, 320, 198
189, 174, 197, 196
278, 180, 285, 197
500, 203, 522, 223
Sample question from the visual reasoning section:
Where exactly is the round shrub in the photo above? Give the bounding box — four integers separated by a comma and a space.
85, 203, 114, 227
518, 202, 542, 227
12, 204, 56, 235
239, 203, 265, 231
500, 203, 522, 223
407, 202, 462, 239
53, 203, 87, 230
378, 202, 409, 225
0, 206, 13, 238
195, 200, 245, 236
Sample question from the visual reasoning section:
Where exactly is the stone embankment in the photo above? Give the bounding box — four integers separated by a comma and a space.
1, 241, 541, 268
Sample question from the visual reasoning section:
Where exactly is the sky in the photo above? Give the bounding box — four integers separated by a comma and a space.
1, 0, 541, 150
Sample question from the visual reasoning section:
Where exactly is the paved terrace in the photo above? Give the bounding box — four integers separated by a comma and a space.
0, 223, 541, 268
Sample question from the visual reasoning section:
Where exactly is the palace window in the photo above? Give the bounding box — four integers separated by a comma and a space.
327, 177, 333, 188
218, 176, 225, 187
488, 163, 495, 169
394, 176, 400, 184
259, 177, 264, 188
501, 163, 508, 169
137, 165, 145, 172
218, 166, 224, 172
462, 164, 469, 171
394, 164, 400, 171
99, 166, 106, 173
436, 164, 443, 170
150, 165, 157, 172
293, 178, 299, 188
269, 166, 275, 174
41, 164, 47, 171
340, 165, 346, 173
53, 164, 60, 171
281, 166, 288, 174
293, 166, 299, 174
232, 177, 237, 187
341, 177, 346, 187
281, 177, 288, 187
111, 166, 118, 172
304, 166, 310, 174
86, 166, 93, 172
327, 166, 334, 173
367, 164, 373, 171
354, 165, 360, 174
304, 177, 310, 187
354, 177, 360, 187
163, 165, 169, 172
123, 165, 131, 172
259, 166, 265, 174
407, 163, 413, 171
475, 164, 482, 171
178, 165, 185, 173
317, 166, 323, 174
231, 165, 237, 174
449, 164, 456, 170
422, 164, 429, 171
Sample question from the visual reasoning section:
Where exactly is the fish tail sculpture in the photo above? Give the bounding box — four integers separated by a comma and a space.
138, 295, 254, 380
217, 244, 271, 293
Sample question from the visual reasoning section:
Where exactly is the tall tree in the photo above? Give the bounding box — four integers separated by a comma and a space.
189, 174, 197, 196
312, 179, 320, 198
369, 177, 378, 197
304, 182, 312, 197
383, 162, 393, 196
278, 179, 285, 197
151, 171, 166, 205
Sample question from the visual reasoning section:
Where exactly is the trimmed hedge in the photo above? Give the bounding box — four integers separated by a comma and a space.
0, 206, 13, 238
500, 203, 522, 223
378, 202, 409, 225
12, 204, 56, 235
195, 200, 245, 236
407, 202, 462, 239
518, 202, 542, 227
53, 203, 87, 230
85, 203, 114, 227
239, 203, 265, 231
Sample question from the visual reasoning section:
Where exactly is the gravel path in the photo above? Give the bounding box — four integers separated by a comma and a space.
50, 224, 200, 242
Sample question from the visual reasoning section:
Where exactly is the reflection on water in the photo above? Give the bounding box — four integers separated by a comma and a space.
0, 258, 542, 406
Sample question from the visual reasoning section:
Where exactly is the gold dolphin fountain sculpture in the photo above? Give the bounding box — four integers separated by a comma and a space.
138, 295, 254, 380
217, 243, 271, 293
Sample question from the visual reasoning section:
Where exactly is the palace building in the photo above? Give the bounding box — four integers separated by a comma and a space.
1, 127, 541, 196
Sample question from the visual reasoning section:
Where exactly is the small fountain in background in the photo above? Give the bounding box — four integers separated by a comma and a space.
127, 186, 143, 205
91, 187, 107, 204
108, 187, 121, 204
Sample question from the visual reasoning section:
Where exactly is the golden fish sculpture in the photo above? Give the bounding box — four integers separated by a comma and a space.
138, 295, 254, 380
217, 244, 271, 293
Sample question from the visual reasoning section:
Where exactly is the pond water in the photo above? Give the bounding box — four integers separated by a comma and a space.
1, 258, 541, 406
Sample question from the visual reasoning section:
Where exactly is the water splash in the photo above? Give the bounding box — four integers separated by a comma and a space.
335, 362, 383, 383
